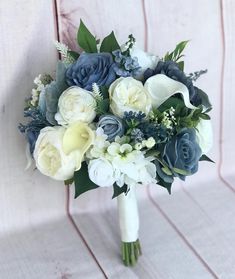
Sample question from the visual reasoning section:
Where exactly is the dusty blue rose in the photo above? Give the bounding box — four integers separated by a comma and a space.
65, 53, 116, 90
162, 128, 202, 180
98, 115, 124, 142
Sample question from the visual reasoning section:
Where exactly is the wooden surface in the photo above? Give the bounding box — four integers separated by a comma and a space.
0, 0, 235, 278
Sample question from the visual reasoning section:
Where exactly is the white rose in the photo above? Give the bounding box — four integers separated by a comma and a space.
109, 77, 151, 117
34, 126, 81, 180
130, 45, 159, 80
196, 119, 213, 154
55, 86, 96, 125
144, 74, 196, 109
88, 158, 116, 187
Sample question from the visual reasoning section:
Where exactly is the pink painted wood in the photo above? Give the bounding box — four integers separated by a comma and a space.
1, 0, 235, 278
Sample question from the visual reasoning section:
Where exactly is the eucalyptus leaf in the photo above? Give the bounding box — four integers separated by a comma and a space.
74, 162, 99, 198
77, 20, 97, 53
44, 61, 68, 125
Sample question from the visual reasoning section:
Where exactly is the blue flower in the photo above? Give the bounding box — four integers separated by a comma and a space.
65, 53, 116, 90
144, 61, 197, 103
97, 115, 124, 142
112, 50, 141, 77
162, 128, 202, 180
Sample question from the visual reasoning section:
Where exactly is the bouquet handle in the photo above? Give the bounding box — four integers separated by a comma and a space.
117, 185, 142, 266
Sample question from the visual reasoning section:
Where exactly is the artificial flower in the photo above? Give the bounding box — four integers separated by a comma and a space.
109, 77, 151, 117
88, 158, 116, 187
162, 128, 202, 180
144, 74, 196, 109
196, 119, 213, 154
65, 53, 116, 90
34, 126, 80, 180
97, 114, 124, 142
55, 86, 96, 125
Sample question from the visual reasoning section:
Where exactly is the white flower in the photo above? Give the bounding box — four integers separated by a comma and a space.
138, 161, 157, 184
130, 45, 159, 80
109, 77, 151, 117
196, 119, 213, 154
55, 86, 96, 126
88, 158, 116, 187
34, 126, 81, 181
144, 74, 196, 109
145, 137, 156, 149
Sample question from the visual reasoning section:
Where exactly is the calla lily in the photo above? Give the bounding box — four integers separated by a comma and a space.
62, 122, 94, 170
144, 74, 196, 109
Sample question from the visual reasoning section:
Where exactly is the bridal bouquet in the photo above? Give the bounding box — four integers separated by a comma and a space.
19, 21, 213, 266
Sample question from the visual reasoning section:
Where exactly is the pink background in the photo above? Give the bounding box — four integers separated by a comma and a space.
0, 0, 235, 278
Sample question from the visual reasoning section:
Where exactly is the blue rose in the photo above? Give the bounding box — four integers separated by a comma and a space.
97, 115, 124, 142
144, 61, 197, 103
65, 53, 116, 90
162, 128, 202, 180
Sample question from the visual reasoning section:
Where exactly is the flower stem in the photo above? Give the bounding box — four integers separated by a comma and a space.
121, 239, 142, 266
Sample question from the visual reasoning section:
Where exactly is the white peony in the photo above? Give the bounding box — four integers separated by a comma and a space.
109, 77, 151, 117
144, 74, 196, 109
34, 126, 81, 181
130, 45, 159, 80
55, 86, 96, 125
88, 158, 116, 187
196, 119, 213, 154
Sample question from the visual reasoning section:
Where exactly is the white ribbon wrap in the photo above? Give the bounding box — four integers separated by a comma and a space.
117, 185, 139, 243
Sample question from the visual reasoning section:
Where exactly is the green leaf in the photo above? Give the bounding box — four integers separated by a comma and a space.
100, 86, 109, 99
112, 183, 128, 199
158, 97, 185, 113
162, 167, 172, 176
100, 31, 120, 53
200, 113, 210, 120
164, 40, 189, 62
199, 154, 215, 163
77, 20, 97, 53
157, 179, 172, 194
194, 87, 212, 111
173, 167, 190, 176
64, 177, 74, 185
74, 162, 99, 198
178, 61, 184, 71
68, 50, 79, 60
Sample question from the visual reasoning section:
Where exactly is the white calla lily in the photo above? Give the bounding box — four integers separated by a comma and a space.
144, 74, 196, 109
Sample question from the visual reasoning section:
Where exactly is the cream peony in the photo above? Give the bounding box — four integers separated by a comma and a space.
34, 126, 81, 180
88, 158, 116, 187
55, 86, 96, 125
196, 119, 213, 154
109, 77, 151, 117
34, 122, 94, 180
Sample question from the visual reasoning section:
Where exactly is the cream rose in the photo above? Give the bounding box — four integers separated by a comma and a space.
88, 158, 116, 187
109, 77, 151, 117
55, 86, 96, 125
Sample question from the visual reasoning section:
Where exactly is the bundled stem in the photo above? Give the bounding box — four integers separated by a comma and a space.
122, 239, 142, 266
